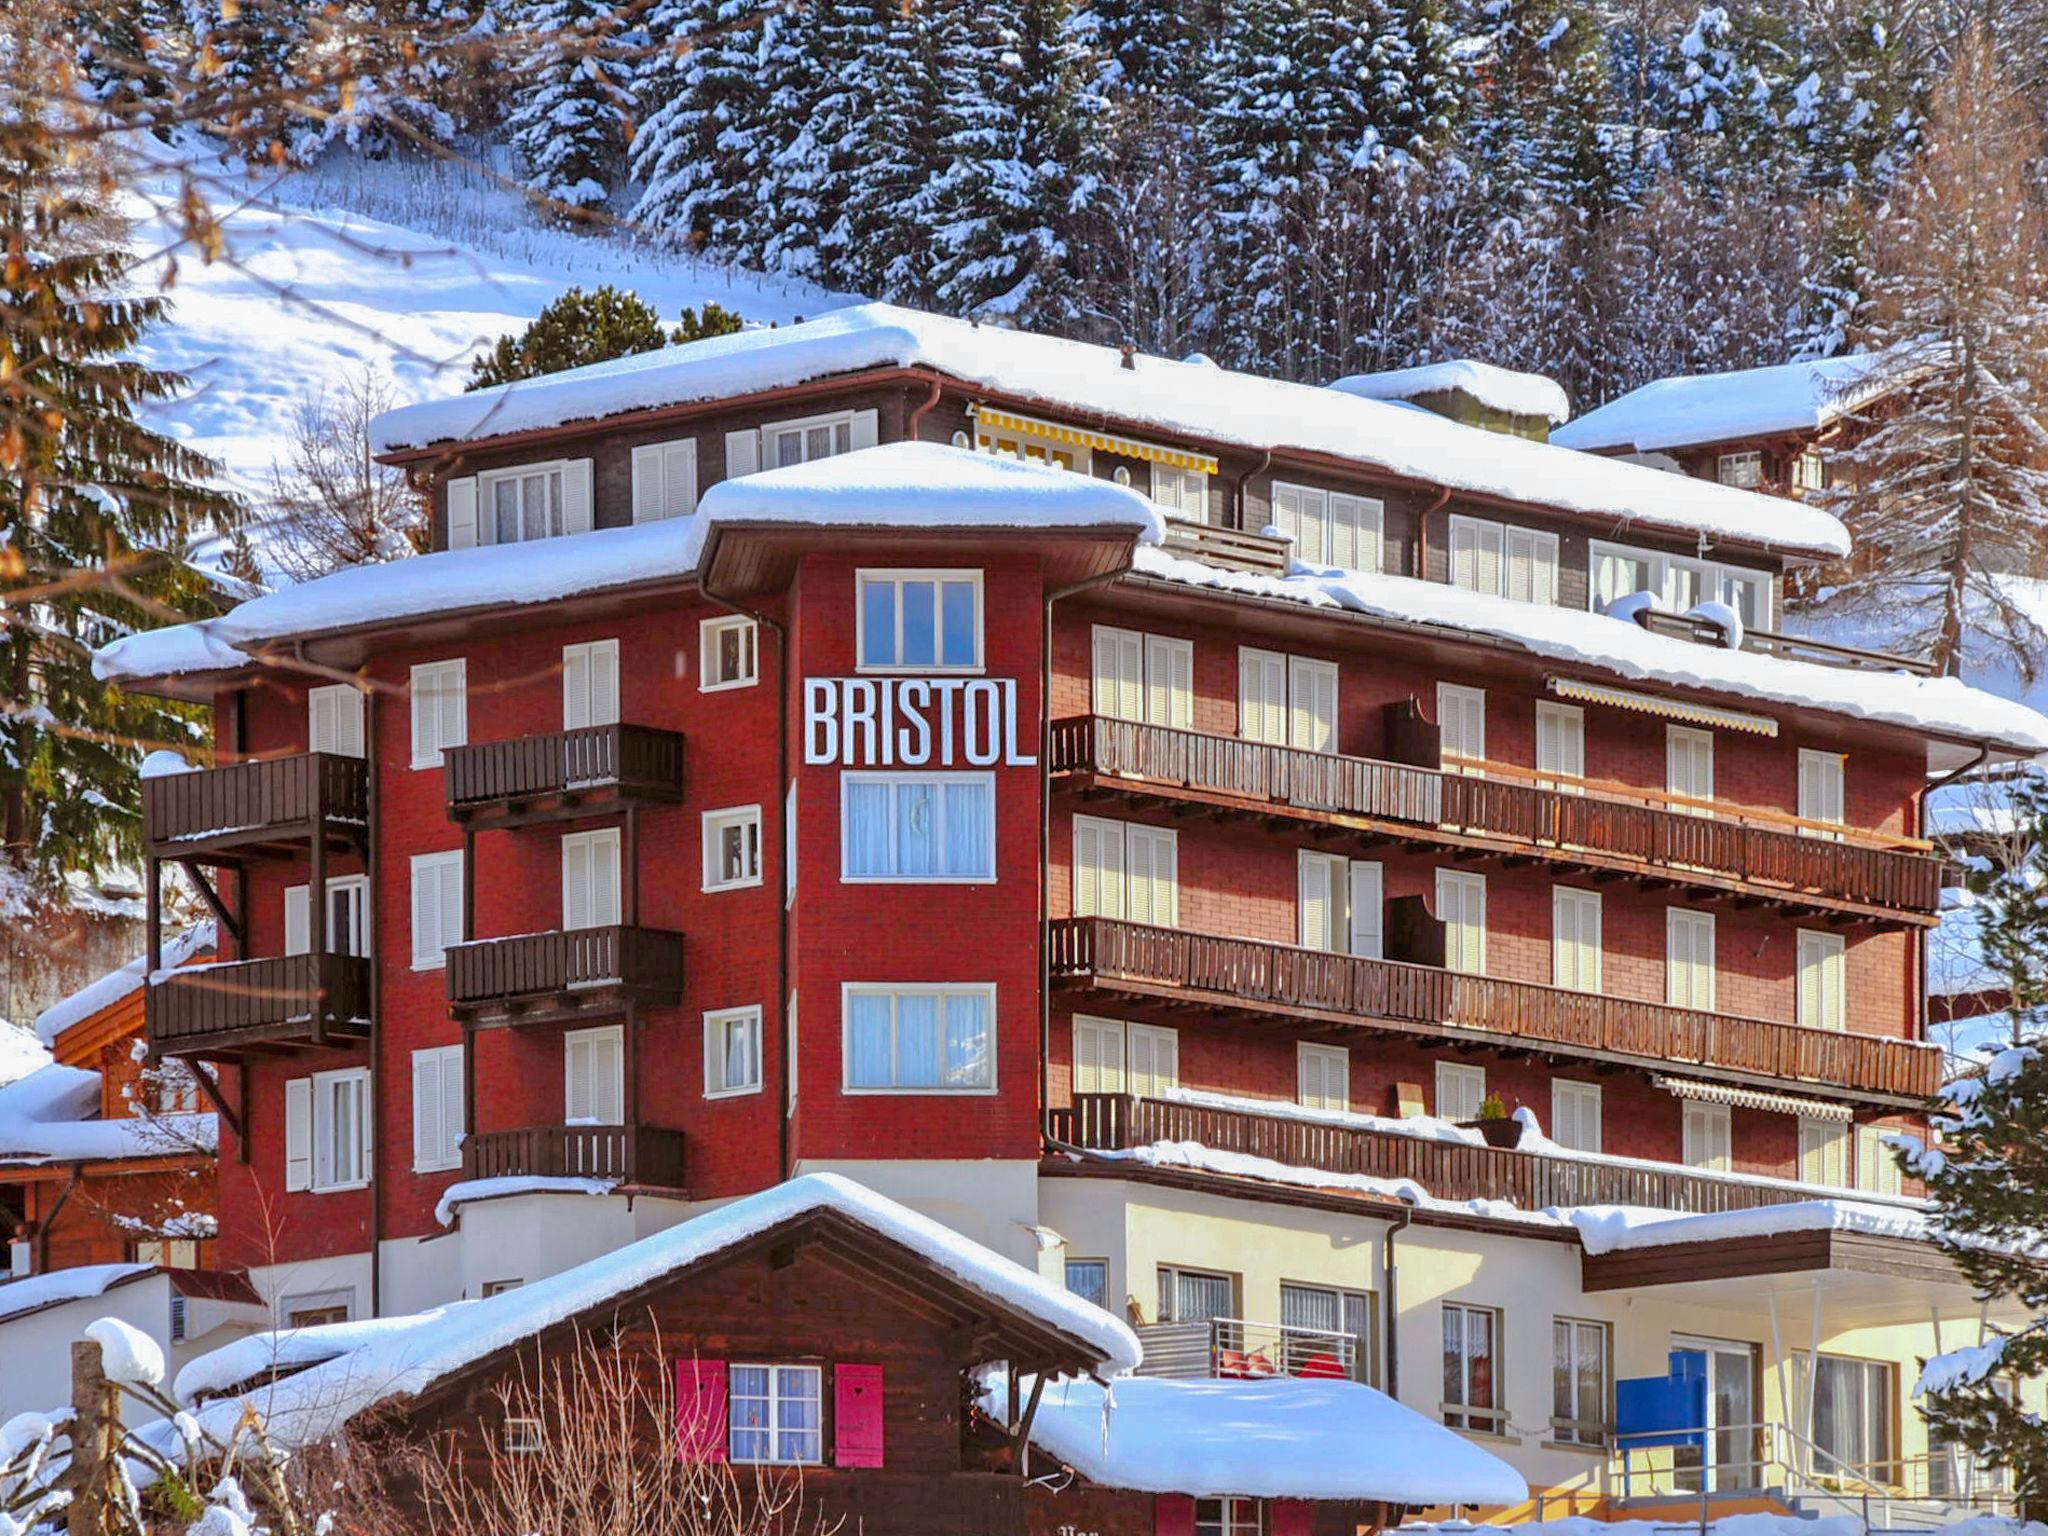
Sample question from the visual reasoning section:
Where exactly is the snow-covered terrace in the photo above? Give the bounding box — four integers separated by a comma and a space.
1552, 354, 1888, 455
368, 302, 1850, 560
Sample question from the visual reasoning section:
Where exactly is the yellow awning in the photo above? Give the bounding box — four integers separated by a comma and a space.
1547, 676, 1778, 737
971, 405, 1219, 475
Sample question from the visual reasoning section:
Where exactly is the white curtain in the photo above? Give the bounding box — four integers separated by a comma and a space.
897, 992, 939, 1084
944, 992, 990, 1086
847, 993, 893, 1087
845, 782, 892, 877
945, 779, 993, 877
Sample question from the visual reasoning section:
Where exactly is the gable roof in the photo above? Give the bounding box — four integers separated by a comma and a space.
1552, 355, 1889, 455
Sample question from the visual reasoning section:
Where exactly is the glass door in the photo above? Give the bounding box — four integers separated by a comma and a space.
1672, 1337, 1760, 1492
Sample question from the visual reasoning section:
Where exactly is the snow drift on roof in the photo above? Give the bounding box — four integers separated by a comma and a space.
1552, 354, 1887, 455
169, 1173, 1141, 1448
1567, 1198, 1936, 1254
1326, 359, 1570, 425
1132, 546, 2048, 757
987, 1371, 1528, 1506
0, 1263, 155, 1324
0, 1061, 216, 1166
368, 303, 1849, 560
35, 923, 213, 1047
0, 1023, 47, 1090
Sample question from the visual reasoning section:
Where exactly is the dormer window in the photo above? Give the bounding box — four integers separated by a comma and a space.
487, 464, 563, 543
770, 412, 854, 468
1716, 451, 1763, 489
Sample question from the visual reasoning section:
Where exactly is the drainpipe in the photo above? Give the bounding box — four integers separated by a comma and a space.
365, 683, 383, 1317
908, 380, 945, 439
1232, 450, 1272, 533
1415, 490, 1450, 580
1382, 1202, 1412, 1399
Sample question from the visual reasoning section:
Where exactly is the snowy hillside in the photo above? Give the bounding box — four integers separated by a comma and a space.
131, 154, 853, 494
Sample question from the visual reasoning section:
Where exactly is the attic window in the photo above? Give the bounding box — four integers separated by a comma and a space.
503, 1417, 545, 1454
1716, 451, 1763, 489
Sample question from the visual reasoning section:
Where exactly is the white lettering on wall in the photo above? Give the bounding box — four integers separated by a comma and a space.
804, 678, 1036, 767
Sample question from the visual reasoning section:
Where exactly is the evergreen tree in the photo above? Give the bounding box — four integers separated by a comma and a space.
840, 0, 945, 302
1816, 28, 2048, 677
467, 288, 741, 389
504, 0, 635, 214
0, 124, 236, 889
629, 0, 778, 251
181, 0, 312, 159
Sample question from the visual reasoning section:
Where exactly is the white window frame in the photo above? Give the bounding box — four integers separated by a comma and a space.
841, 982, 997, 1095
1071, 1014, 1180, 1098
703, 805, 764, 892
1195, 1497, 1263, 1536
1552, 1317, 1611, 1447
1855, 1124, 1903, 1196
1238, 647, 1337, 751
1150, 464, 1209, 521
855, 567, 985, 673
562, 638, 621, 731
1588, 538, 1774, 628
1551, 1079, 1602, 1153
1535, 701, 1585, 791
839, 771, 996, 884
700, 615, 759, 691
1797, 928, 1847, 1031
1798, 748, 1847, 841
1442, 1301, 1506, 1432
1298, 1042, 1350, 1113
479, 459, 568, 546
285, 873, 371, 959
410, 850, 464, 971
1297, 850, 1384, 959
1437, 682, 1486, 770
564, 1023, 624, 1125
1793, 449, 1827, 493
1271, 479, 1384, 572
411, 1044, 465, 1174
1436, 1061, 1486, 1122
310, 1067, 371, 1193
1683, 1100, 1732, 1171
1072, 814, 1178, 927
561, 826, 623, 930
1800, 1116, 1850, 1188
727, 1363, 825, 1466
1717, 450, 1763, 489
1666, 908, 1717, 1012
1667, 725, 1716, 814
704, 1005, 764, 1099
409, 659, 467, 769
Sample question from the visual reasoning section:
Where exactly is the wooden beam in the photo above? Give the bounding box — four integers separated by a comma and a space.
176, 860, 242, 946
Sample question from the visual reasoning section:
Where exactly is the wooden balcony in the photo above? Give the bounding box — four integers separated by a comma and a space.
462, 1123, 686, 1192
143, 752, 369, 862
1048, 917, 1942, 1108
444, 724, 684, 831
147, 953, 372, 1059
446, 925, 684, 1028
1051, 715, 1941, 922
1049, 1092, 1872, 1215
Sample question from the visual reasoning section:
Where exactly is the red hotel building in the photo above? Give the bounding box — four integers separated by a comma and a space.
98, 305, 2048, 1516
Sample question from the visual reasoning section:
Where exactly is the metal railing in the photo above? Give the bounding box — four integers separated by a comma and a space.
1134, 1318, 1361, 1381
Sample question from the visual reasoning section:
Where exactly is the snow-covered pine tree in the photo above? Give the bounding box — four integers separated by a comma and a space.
837, 0, 945, 302
182, 0, 311, 159
629, 0, 778, 252
1815, 27, 2048, 678
1659, 5, 1798, 188
317, 0, 488, 156
504, 0, 635, 215
751, 0, 846, 278
0, 126, 236, 892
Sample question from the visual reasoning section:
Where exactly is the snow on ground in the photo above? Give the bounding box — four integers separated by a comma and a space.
126, 148, 844, 494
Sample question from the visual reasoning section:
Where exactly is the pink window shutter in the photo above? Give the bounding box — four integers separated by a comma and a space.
834, 1363, 886, 1467
1155, 1494, 1197, 1536
675, 1359, 728, 1463
1271, 1500, 1312, 1536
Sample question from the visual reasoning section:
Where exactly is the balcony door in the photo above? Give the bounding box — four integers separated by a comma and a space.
285, 876, 370, 958
1279, 1281, 1374, 1382
1672, 1336, 1759, 1493
562, 829, 622, 930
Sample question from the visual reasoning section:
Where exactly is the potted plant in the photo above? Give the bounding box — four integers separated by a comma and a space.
1466, 1093, 1523, 1149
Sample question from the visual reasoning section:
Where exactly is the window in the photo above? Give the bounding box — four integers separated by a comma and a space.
1238, 648, 1337, 751
1535, 702, 1584, 791
1436, 869, 1487, 975
1590, 540, 1774, 629
1091, 625, 1192, 728
281, 1290, 353, 1327
1072, 815, 1178, 926
857, 569, 982, 671
842, 773, 994, 882
482, 461, 593, 545
1297, 1042, 1350, 1113
1798, 748, 1846, 840
700, 616, 758, 690
1195, 1498, 1262, 1536
1551, 1080, 1602, 1153
410, 850, 464, 970
1437, 682, 1485, 769
1717, 451, 1763, 489
562, 639, 620, 730
1297, 851, 1383, 959
136, 1238, 199, 1270
769, 411, 857, 468
1667, 726, 1714, 814
168, 1293, 187, 1340
562, 827, 622, 929
1280, 1282, 1375, 1383
844, 983, 995, 1092
284, 1068, 371, 1193
705, 1006, 763, 1098
503, 1418, 545, 1454
631, 437, 698, 522
1683, 1101, 1731, 1171
729, 1364, 823, 1465
1436, 1061, 1486, 1123
1443, 1302, 1504, 1431
1667, 909, 1717, 1011
1158, 1265, 1235, 1324
1151, 465, 1209, 521
1272, 480, 1383, 571
703, 805, 764, 891
1797, 929, 1846, 1031
1064, 1259, 1110, 1311
1552, 1318, 1610, 1447
308, 684, 365, 758
1071, 1015, 1178, 1097
409, 660, 467, 768
1796, 1353, 1894, 1482
1856, 1125, 1903, 1197
285, 875, 370, 959
1450, 515, 1558, 604
1552, 888, 1602, 992
1800, 1116, 1850, 1188
481, 1278, 524, 1297
411, 1044, 465, 1173
1793, 450, 1827, 493
565, 1025, 624, 1124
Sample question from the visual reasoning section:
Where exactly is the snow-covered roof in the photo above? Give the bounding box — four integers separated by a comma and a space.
1567, 1197, 1937, 1254
0, 1023, 48, 1090
168, 1173, 1141, 1448
0, 1062, 216, 1166
1326, 360, 1570, 426
34, 923, 213, 1048
94, 443, 1159, 685
1552, 354, 1888, 455
368, 302, 1849, 560
988, 1371, 1527, 1506
0, 1263, 155, 1324
1132, 546, 2048, 760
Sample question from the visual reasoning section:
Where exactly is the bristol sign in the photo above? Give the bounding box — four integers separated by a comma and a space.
802, 677, 1036, 768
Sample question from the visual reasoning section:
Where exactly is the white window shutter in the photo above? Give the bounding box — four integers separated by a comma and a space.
309, 685, 365, 758
284, 1078, 312, 1191
1438, 684, 1485, 765
1438, 871, 1486, 974
1127, 825, 1178, 927
1553, 888, 1601, 991
446, 477, 479, 549
1667, 909, 1715, 1010
1239, 649, 1286, 744
1289, 657, 1338, 753
1148, 636, 1193, 729
594, 831, 621, 926
284, 885, 311, 957
439, 858, 463, 959
597, 1032, 623, 1122
849, 409, 880, 450
1349, 860, 1384, 959
1474, 520, 1505, 594
443, 1049, 466, 1160
1073, 1016, 1125, 1095
1074, 816, 1124, 919
412, 1051, 442, 1171
1093, 626, 1143, 722
1129, 1023, 1178, 1096
563, 834, 593, 930
562, 459, 594, 535
1506, 527, 1559, 604
1298, 851, 1337, 951
566, 1035, 593, 1121
663, 440, 698, 518
563, 645, 591, 731
631, 444, 664, 523
591, 641, 619, 726
726, 428, 761, 478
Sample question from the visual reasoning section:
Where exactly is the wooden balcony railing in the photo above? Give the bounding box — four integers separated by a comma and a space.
1050, 1093, 1889, 1216
148, 953, 372, 1057
143, 752, 369, 859
1051, 715, 1941, 918
462, 1123, 686, 1191
447, 925, 685, 1024
444, 724, 684, 829
1048, 917, 1942, 1106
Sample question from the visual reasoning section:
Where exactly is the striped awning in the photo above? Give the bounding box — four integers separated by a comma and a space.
970, 405, 1219, 474
1547, 676, 1779, 737
1654, 1075, 1852, 1122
